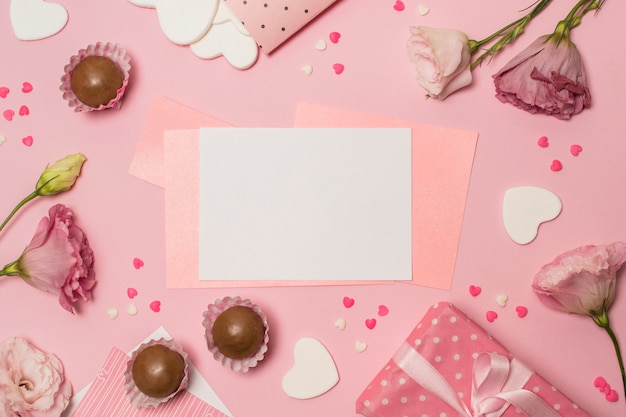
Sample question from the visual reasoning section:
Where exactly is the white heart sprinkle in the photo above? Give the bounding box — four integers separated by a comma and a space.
301, 64, 313, 76
126, 303, 138, 315
496, 294, 508, 307
106, 308, 119, 320
0, 134, 6, 146
417, 4, 430, 15
334, 318, 346, 330
355, 341, 367, 353
314, 39, 327, 51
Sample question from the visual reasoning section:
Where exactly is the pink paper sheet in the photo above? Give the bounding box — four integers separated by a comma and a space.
163, 103, 477, 289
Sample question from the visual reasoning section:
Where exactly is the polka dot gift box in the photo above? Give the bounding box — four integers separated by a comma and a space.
356, 302, 591, 417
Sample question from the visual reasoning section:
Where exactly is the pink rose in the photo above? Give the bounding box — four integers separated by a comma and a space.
0, 204, 95, 314
493, 34, 591, 119
0, 338, 72, 417
406, 26, 472, 99
532, 242, 626, 316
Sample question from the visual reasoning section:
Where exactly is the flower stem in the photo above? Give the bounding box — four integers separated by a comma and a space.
0, 260, 20, 277
0, 191, 38, 235
592, 310, 626, 403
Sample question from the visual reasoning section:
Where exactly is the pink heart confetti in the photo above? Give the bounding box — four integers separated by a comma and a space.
469, 285, 481, 297
393, 0, 405, 11
0, 87, 9, 99
537, 136, 549, 148
133, 257, 144, 269
22, 82, 33, 93
332, 63, 345, 75
606, 389, 619, 402
570, 144, 583, 156
485, 310, 498, 322
377, 305, 389, 316
21, 136, 33, 146
3, 110, 14, 121
127, 287, 138, 299
365, 318, 377, 329
329, 31, 341, 44
515, 305, 528, 318
600, 384, 611, 394
149, 300, 161, 312
594, 376, 608, 388
343, 296, 355, 308
550, 160, 562, 172
18, 105, 29, 116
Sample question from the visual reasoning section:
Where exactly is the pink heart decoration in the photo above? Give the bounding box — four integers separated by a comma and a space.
329, 31, 340, 44
19, 105, 29, 116
393, 0, 405, 11
149, 300, 161, 312
127, 287, 138, 299
22, 82, 33, 93
3, 109, 14, 121
342, 296, 355, 308
537, 136, 549, 148
515, 306, 528, 318
594, 376, 608, 388
600, 384, 611, 394
570, 144, 583, 156
365, 318, 377, 329
550, 160, 562, 172
377, 305, 389, 316
469, 285, 481, 297
606, 389, 619, 402
0, 87, 9, 99
21, 135, 33, 146
332, 63, 345, 75
133, 257, 144, 269
485, 310, 498, 323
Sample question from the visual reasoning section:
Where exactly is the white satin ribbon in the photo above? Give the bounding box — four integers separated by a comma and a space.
392, 342, 562, 417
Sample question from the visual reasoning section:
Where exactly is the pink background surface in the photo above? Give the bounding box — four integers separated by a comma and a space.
1, 1, 625, 417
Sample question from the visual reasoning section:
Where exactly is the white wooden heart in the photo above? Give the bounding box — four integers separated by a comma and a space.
10, 0, 68, 41
282, 337, 339, 399
503, 186, 562, 245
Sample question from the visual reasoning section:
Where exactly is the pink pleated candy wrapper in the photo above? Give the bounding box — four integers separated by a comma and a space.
356, 302, 592, 417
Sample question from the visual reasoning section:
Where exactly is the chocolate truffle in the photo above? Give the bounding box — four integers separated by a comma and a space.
212, 306, 265, 359
131, 344, 186, 398
70, 56, 124, 108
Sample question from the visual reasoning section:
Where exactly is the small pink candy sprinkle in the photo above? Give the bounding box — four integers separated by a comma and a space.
18, 105, 29, 116
570, 144, 583, 156
0, 87, 9, 99
332, 63, 345, 75
485, 310, 498, 322
550, 160, 562, 171
342, 296, 355, 308
469, 285, 481, 296
21, 136, 33, 146
3, 109, 14, 121
594, 376, 608, 388
149, 300, 161, 312
377, 305, 389, 316
606, 389, 619, 402
515, 306, 528, 318
21, 82, 33, 93
133, 257, 144, 269
393, 0, 405, 11
537, 136, 549, 148
127, 287, 138, 299
365, 318, 377, 329
329, 31, 340, 43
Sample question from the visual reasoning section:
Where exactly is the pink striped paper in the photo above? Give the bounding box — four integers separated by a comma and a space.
70, 348, 229, 417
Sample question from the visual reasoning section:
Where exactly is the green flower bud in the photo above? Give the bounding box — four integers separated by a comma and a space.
35, 153, 86, 196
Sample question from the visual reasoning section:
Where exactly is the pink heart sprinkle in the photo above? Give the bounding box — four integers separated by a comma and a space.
127, 287, 138, 299
18, 105, 29, 116
515, 305, 528, 318
21, 82, 33, 93
342, 296, 355, 308
550, 160, 562, 172
133, 257, 144, 269
149, 300, 161, 312
332, 63, 345, 75
365, 318, 377, 329
537, 136, 549, 148
393, 0, 405, 11
0, 87, 9, 99
3, 110, 14, 121
485, 310, 498, 322
329, 31, 341, 44
594, 376, 608, 388
606, 389, 619, 402
377, 305, 389, 316
469, 285, 481, 297
21, 136, 33, 146
600, 384, 611, 394
570, 144, 583, 156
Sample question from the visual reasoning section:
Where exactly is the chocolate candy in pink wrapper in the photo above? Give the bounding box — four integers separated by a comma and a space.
356, 302, 592, 417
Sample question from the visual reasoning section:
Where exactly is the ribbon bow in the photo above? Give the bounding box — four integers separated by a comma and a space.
393, 342, 562, 417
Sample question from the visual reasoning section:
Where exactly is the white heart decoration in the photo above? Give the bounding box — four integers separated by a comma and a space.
282, 337, 339, 399
190, 20, 258, 70
502, 186, 562, 245
10, 0, 68, 41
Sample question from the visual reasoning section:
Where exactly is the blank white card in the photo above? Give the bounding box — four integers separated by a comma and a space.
199, 128, 412, 281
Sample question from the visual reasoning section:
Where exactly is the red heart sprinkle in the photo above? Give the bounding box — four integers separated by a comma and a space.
469, 285, 481, 297
329, 32, 341, 43
127, 287, 138, 299
342, 296, 355, 308
18, 105, 29, 116
393, 0, 405, 11
3, 110, 14, 121
606, 389, 619, 402
550, 160, 562, 171
570, 144, 583, 156
377, 305, 389, 316
332, 63, 345, 75
21, 135, 33, 146
600, 384, 611, 394
537, 136, 549, 148
0, 87, 9, 98
515, 306, 528, 318
594, 376, 608, 388
133, 257, 144, 269
365, 318, 377, 329
149, 300, 161, 312
485, 310, 498, 322
21, 82, 33, 93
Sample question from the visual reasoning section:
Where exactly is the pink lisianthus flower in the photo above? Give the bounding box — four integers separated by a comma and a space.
493, 34, 591, 119
0, 337, 72, 417
406, 26, 473, 99
0, 204, 95, 314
